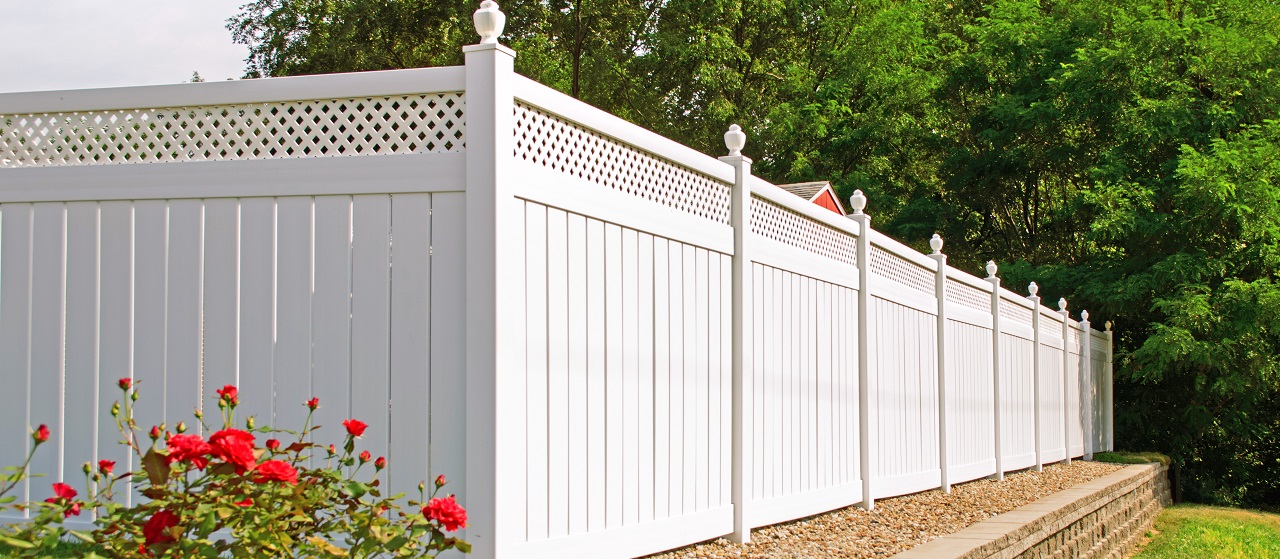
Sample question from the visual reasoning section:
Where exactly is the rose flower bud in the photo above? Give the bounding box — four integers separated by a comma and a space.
33, 424, 50, 444
359, 450, 371, 464
374, 456, 386, 470
118, 377, 133, 390
435, 474, 447, 488
306, 397, 319, 411
98, 460, 116, 476
265, 439, 280, 451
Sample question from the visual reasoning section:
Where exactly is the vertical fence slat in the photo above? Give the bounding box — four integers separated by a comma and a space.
567, 213, 589, 531
99, 201, 134, 505
604, 223, 623, 528
350, 194, 392, 466
428, 192, 467, 504
131, 202, 165, 452
237, 198, 275, 427
525, 202, 549, 542
311, 195, 352, 448
29, 202, 66, 499
0, 204, 33, 515
273, 197, 313, 431
546, 207, 569, 538
64, 202, 99, 503
652, 237, 671, 521
586, 218, 607, 530
388, 193, 431, 497
202, 199, 239, 406
621, 227, 640, 525
638, 233, 655, 523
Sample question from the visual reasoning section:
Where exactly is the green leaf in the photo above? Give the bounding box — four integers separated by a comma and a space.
0, 535, 34, 548
141, 448, 170, 486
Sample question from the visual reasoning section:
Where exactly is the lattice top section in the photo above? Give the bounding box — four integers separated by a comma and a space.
870, 245, 933, 294
999, 298, 1034, 326
946, 277, 990, 312
513, 103, 731, 224
1, 93, 465, 167
750, 195, 857, 266
1039, 314, 1065, 340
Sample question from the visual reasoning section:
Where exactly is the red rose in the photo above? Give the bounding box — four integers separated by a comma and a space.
423, 495, 467, 532
165, 434, 212, 470
435, 474, 447, 488
33, 424, 49, 443
98, 460, 116, 475
118, 377, 133, 390
306, 397, 319, 410
44, 483, 80, 517
343, 419, 368, 437
143, 510, 180, 546
216, 385, 238, 405
50, 482, 76, 500
252, 460, 298, 485
209, 429, 257, 473
265, 438, 280, 451
233, 497, 254, 507
374, 456, 386, 470
359, 450, 371, 463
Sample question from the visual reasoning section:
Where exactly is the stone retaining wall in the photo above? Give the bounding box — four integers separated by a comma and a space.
892, 463, 1171, 559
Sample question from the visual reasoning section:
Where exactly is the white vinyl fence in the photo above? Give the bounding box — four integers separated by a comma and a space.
0, 7, 1114, 559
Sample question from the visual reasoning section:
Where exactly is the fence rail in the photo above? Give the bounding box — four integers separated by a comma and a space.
0, 22, 1113, 559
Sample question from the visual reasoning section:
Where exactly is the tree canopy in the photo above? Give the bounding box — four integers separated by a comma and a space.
230, 0, 1280, 507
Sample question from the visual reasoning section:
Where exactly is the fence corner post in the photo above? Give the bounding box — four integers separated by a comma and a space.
719, 125, 753, 544
848, 190, 874, 510
1080, 311, 1093, 461
1028, 283, 1043, 472
928, 236, 950, 493
1058, 299, 1072, 464
1105, 321, 1115, 452
986, 262, 1003, 481
462, 3, 521, 557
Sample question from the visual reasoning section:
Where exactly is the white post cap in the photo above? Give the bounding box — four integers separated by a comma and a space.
1028, 281, 1038, 296
473, 0, 507, 44
1106, 321, 1112, 331
929, 234, 943, 254
1081, 310, 1090, 322
849, 190, 867, 214
985, 260, 998, 278
724, 124, 746, 156
1058, 298, 1068, 311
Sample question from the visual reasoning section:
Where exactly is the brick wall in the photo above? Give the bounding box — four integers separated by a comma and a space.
894, 463, 1171, 559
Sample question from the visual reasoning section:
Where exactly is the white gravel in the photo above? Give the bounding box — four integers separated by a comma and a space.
643, 460, 1124, 558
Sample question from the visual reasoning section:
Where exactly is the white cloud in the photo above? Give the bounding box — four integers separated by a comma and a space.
0, 0, 250, 93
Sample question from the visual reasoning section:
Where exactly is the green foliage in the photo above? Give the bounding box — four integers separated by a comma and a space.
1133, 505, 1280, 559
228, 0, 1280, 507
1093, 451, 1171, 466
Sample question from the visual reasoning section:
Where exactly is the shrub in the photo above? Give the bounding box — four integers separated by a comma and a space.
0, 379, 468, 558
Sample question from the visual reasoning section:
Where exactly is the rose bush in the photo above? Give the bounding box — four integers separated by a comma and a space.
0, 380, 468, 558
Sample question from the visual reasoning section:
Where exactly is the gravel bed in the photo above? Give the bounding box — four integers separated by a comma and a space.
644, 460, 1124, 559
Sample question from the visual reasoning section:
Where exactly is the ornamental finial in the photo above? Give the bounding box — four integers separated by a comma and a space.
473, 0, 506, 44
724, 124, 746, 156
849, 190, 867, 214
1028, 281, 1039, 296
1058, 298, 1068, 311
1105, 321, 1112, 331
929, 234, 943, 254
985, 261, 997, 278
1081, 310, 1090, 322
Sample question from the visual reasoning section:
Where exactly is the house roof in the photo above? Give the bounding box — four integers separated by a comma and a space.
777, 181, 830, 201
777, 181, 846, 215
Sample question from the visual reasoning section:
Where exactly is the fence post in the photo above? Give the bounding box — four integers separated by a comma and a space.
1058, 298, 1071, 464
848, 190, 874, 510
719, 125, 753, 544
463, 3, 522, 557
986, 262, 1003, 481
1080, 310, 1093, 461
1105, 321, 1114, 451
928, 235, 950, 493
1028, 282, 1043, 472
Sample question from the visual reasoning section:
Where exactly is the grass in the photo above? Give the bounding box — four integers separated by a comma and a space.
1093, 450, 1171, 465
0, 539, 98, 558
1132, 504, 1280, 559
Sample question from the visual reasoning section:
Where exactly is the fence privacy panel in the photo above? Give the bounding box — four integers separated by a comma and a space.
0, 23, 1114, 559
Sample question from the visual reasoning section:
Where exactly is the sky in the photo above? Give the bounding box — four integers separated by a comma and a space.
0, 1, 251, 94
